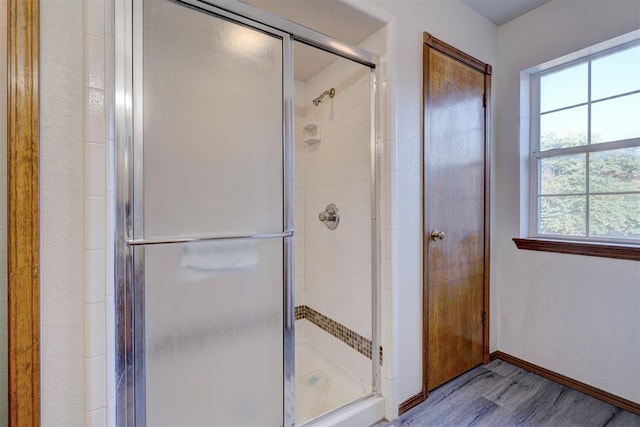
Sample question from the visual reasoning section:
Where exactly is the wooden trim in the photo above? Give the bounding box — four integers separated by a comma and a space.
482, 67, 492, 365
420, 36, 430, 413
398, 390, 427, 416
421, 32, 492, 404
7, 0, 41, 425
423, 32, 491, 75
490, 352, 640, 415
513, 238, 640, 261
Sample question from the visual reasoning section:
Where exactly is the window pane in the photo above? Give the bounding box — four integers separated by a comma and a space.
540, 154, 586, 194
540, 63, 588, 112
591, 93, 640, 143
590, 194, 640, 239
540, 105, 587, 150
539, 196, 586, 236
590, 147, 640, 193
591, 45, 640, 101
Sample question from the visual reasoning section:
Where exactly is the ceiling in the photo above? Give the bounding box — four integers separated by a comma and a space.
459, 0, 552, 26
242, 0, 553, 81
242, 0, 386, 81
243, 0, 386, 46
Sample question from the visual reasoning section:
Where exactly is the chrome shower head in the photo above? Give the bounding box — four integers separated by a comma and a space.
312, 88, 336, 106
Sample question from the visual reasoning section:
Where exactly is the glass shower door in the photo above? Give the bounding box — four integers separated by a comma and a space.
132, 0, 290, 424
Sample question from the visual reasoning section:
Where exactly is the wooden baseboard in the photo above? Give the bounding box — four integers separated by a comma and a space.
490, 351, 640, 415
398, 390, 427, 415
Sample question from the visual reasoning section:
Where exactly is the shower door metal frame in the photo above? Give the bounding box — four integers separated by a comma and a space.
114, 0, 381, 426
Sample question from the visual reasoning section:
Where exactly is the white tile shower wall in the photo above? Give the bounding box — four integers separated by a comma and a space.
356, 23, 397, 419
83, 0, 115, 425
307, 317, 373, 387
105, 0, 116, 417
300, 29, 389, 388
304, 61, 372, 340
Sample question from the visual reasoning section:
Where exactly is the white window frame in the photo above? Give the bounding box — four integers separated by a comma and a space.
526, 35, 640, 246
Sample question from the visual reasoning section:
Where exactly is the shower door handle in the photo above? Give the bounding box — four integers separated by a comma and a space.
127, 231, 293, 246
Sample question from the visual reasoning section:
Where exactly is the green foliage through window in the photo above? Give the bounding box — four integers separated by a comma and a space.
537, 134, 640, 240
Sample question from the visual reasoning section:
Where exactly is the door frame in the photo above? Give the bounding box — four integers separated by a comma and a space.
7, 0, 41, 425
399, 32, 492, 415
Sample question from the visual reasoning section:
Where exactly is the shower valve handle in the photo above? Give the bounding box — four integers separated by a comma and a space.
319, 211, 336, 222
318, 204, 340, 230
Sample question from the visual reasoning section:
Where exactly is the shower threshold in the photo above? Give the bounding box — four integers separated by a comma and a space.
296, 341, 384, 426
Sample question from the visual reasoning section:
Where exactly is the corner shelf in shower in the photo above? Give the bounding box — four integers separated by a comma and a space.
302, 123, 321, 145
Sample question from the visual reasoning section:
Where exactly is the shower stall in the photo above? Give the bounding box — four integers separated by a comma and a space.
115, 0, 381, 425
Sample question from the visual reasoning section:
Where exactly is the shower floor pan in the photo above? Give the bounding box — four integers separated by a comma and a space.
296, 341, 384, 426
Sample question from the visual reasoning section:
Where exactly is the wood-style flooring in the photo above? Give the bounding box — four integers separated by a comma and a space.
378, 360, 640, 427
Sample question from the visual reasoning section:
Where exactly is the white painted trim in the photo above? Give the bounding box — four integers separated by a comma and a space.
519, 29, 640, 242
522, 29, 640, 75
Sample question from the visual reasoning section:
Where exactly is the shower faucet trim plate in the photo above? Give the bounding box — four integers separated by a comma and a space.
319, 203, 340, 230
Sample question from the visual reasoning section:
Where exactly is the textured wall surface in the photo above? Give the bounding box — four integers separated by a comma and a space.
40, 0, 85, 425
40, 0, 640, 423
367, 0, 498, 410
494, 0, 640, 403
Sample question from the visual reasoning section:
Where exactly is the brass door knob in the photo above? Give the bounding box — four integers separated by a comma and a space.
430, 229, 445, 241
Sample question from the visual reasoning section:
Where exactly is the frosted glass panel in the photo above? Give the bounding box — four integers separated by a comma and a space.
143, 0, 283, 238
143, 239, 283, 426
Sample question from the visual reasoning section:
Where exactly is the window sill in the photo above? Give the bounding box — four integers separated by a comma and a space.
512, 238, 640, 261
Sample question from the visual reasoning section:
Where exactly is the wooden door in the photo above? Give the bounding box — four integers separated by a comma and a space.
423, 33, 491, 392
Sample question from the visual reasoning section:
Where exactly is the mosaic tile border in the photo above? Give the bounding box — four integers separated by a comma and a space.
295, 305, 383, 365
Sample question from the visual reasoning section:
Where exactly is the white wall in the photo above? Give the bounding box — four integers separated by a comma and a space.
40, 0, 85, 425
41, 0, 114, 425
357, 0, 498, 414
495, 0, 640, 403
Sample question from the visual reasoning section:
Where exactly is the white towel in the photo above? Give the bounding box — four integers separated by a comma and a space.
177, 239, 258, 283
